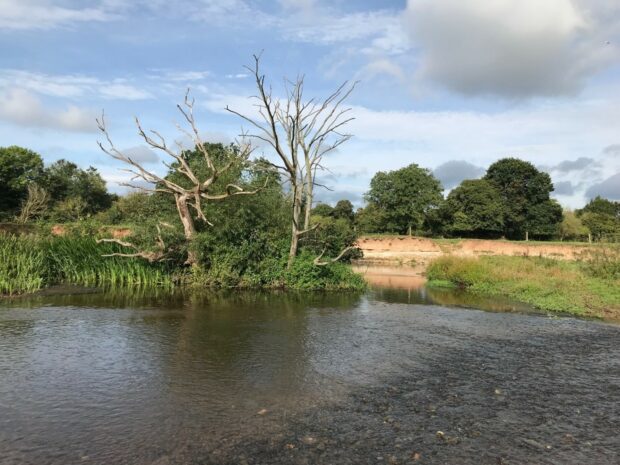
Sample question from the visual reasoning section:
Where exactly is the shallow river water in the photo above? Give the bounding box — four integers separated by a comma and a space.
0, 283, 619, 465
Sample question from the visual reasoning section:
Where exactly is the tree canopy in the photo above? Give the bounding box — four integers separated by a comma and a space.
577, 197, 620, 241
0, 146, 45, 215
484, 158, 560, 239
437, 179, 505, 237
0, 147, 114, 221
365, 163, 443, 235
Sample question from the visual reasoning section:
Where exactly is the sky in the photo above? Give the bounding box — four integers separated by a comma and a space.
0, 0, 619, 208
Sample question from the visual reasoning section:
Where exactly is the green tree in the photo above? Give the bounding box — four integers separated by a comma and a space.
0, 146, 44, 216
525, 199, 563, 239
365, 163, 443, 235
559, 210, 590, 241
485, 157, 560, 239
354, 204, 383, 234
332, 199, 355, 223
312, 203, 334, 217
438, 179, 505, 237
578, 196, 620, 217
577, 197, 620, 241
44, 160, 114, 215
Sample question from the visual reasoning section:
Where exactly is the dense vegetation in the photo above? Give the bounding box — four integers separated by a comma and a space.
2, 137, 619, 298
426, 252, 620, 318
0, 142, 364, 295
355, 158, 619, 242
0, 146, 115, 222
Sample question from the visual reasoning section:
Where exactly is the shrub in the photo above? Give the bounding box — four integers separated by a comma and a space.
579, 248, 620, 280
426, 256, 488, 287
283, 251, 366, 291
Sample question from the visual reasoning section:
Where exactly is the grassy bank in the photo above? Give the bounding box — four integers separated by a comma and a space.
426, 254, 620, 319
0, 233, 365, 296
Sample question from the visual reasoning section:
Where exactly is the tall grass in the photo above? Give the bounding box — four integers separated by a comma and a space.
44, 236, 173, 288
0, 234, 173, 296
0, 234, 46, 295
426, 255, 620, 318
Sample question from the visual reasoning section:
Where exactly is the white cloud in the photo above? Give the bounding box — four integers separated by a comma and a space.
287, 10, 403, 46
0, 88, 97, 132
357, 58, 405, 81
0, 70, 153, 101
0, 0, 114, 30
403, 0, 620, 97
99, 84, 153, 100
151, 70, 212, 82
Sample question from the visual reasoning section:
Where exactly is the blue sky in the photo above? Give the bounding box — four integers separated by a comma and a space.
1, 0, 619, 207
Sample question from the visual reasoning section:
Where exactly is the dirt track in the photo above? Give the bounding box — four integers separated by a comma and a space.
356, 236, 595, 266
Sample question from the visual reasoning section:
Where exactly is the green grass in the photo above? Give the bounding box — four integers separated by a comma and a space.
426, 255, 620, 319
0, 234, 46, 295
0, 233, 173, 296
45, 236, 174, 288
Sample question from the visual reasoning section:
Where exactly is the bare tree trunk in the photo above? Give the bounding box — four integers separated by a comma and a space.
175, 194, 198, 264
303, 172, 313, 230
288, 182, 303, 269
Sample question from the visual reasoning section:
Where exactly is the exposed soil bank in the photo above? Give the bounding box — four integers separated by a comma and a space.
357, 236, 599, 266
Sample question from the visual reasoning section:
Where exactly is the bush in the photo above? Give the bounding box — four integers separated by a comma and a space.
426, 256, 488, 288
283, 251, 366, 291
579, 248, 620, 280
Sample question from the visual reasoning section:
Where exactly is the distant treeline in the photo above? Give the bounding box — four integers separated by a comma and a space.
1, 146, 619, 243
319, 158, 619, 242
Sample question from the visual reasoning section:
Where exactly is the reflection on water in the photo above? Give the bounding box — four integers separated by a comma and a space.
1, 277, 618, 464
356, 264, 538, 315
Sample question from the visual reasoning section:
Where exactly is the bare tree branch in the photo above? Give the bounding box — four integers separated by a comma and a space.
313, 246, 355, 266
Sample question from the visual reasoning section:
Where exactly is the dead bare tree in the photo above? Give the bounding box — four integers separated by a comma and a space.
96, 223, 171, 262
313, 246, 355, 266
226, 55, 356, 268
16, 184, 49, 224
97, 91, 262, 265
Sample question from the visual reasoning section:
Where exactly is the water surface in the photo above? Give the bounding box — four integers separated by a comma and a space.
1, 287, 619, 464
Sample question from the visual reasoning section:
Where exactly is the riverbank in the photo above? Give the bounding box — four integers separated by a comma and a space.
426, 255, 620, 320
354, 236, 620, 320
0, 233, 365, 296
356, 235, 609, 266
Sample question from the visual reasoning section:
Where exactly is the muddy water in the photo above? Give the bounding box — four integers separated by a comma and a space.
1, 285, 619, 465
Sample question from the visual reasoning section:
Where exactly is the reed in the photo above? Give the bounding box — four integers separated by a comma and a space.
0, 234, 173, 296
44, 236, 174, 288
0, 233, 46, 295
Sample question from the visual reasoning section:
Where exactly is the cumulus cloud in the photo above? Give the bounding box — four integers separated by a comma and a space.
0, 88, 97, 132
553, 181, 575, 196
433, 160, 485, 189
585, 173, 620, 200
603, 144, 620, 157
121, 146, 159, 164
403, 0, 619, 98
552, 157, 598, 173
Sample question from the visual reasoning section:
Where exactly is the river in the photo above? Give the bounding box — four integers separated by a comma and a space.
1, 278, 619, 464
